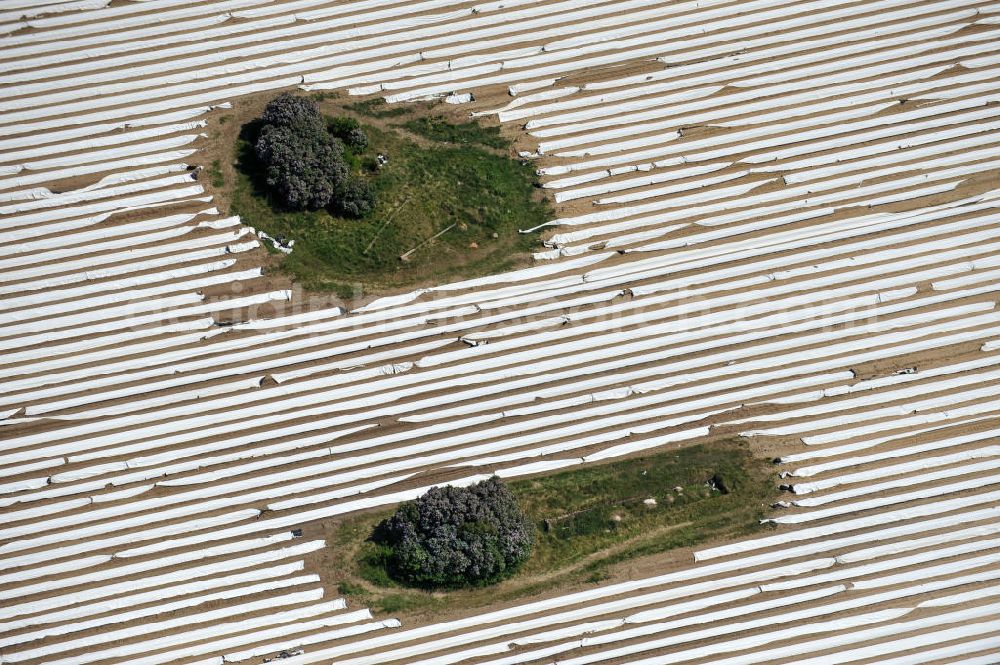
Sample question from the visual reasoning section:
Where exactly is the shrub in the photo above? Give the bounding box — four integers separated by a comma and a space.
332, 177, 375, 218
343, 127, 369, 154
328, 116, 369, 153
373, 477, 534, 588
327, 115, 358, 135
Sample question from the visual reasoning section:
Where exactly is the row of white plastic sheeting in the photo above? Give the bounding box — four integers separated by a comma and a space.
3, 284, 988, 467
3, 316, 992, 572
367, 0, 958, 102
789, 446, 1000, 500
508, 18, 974, 122
526, 41, 998, 139
279, 567, 1000, 665
0, 568, 317, 646
7, 236, 1000, 500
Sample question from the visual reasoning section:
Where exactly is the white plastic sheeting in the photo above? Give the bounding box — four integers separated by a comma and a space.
790, 447, 1000, 500
27, 600, 362, 665
373, 0, 957, 103
697, 489, 1000, 562
0, 537, 320, 619
4, 0, 1000, 662
2, 596, 347, 663
8, 285, 996, 475
681, 606, 1000, 665
0, 564, 312, 637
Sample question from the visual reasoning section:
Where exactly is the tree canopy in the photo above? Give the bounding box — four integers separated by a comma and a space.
261, 93, 327, 133
373, 477, 534, 587
254, 93, 373, 215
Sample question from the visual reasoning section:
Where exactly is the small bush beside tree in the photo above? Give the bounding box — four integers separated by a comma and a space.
332, 177, 376, 218
372, 477, 534, 588
328, 116, 369, 154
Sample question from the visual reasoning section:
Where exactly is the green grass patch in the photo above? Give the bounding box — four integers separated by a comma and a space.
229, 111, 548, 294
309, 90, 340, 102
511, 441, 773, 577
344, 97, 417, 118
329, 440, 777, 617
208, 159, 224, 188
399, 115, 510, 149
336, 580, 369, 599
375, 592, 445, 615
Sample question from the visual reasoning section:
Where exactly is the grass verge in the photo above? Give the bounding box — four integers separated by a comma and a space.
327, 440, 777, 617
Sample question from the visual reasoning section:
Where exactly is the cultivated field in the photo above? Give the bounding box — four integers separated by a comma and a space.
2, 0, 1000, 663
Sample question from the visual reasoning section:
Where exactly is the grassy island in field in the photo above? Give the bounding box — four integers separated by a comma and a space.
228, 95, 551, 297
327, 440, 777, 617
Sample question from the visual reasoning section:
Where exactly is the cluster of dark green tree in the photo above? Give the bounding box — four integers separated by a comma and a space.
372, 477, 534, 588
254, 93, 374, 216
